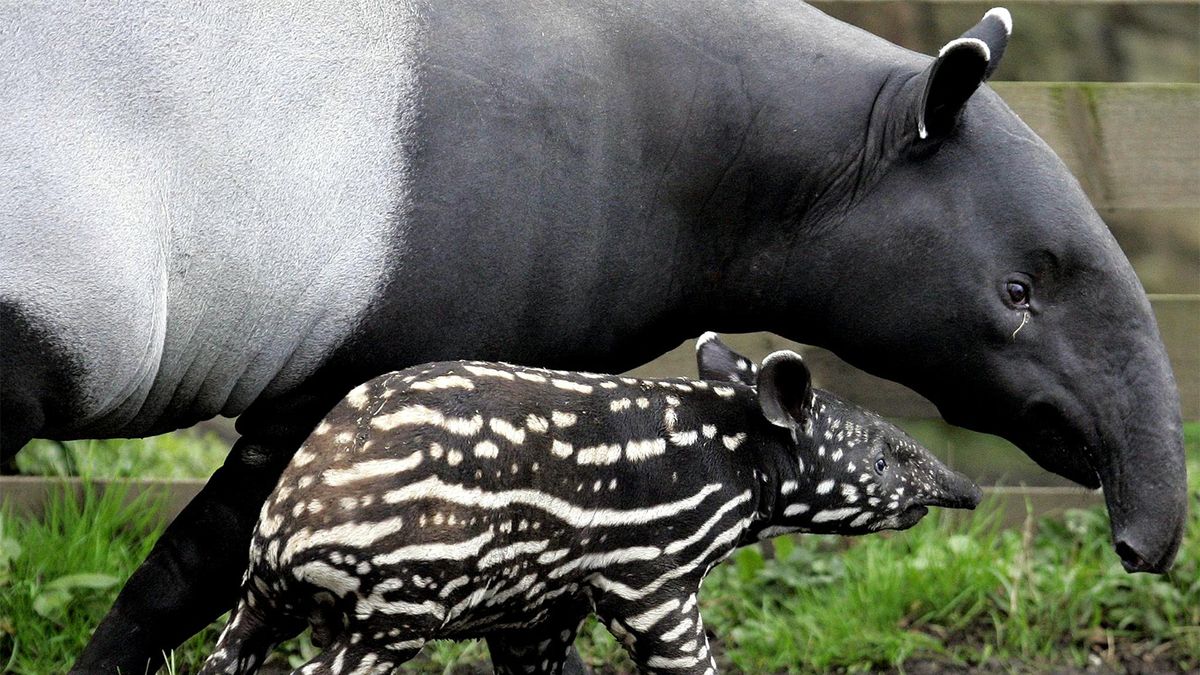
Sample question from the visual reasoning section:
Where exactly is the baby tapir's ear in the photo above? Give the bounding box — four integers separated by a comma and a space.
695, 332, 758, 386
756, 350, 813, 430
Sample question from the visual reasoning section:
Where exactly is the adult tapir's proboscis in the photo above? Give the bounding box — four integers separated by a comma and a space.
0, 2, 1186, 673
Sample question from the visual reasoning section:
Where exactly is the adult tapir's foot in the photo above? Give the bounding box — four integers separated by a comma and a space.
71, 433, 297, 674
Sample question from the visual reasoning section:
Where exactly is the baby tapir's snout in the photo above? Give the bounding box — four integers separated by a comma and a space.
858, 419, 982, 531
919, 454, 983, 511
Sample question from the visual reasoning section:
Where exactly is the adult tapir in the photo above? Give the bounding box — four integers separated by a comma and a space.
0, 1, 1187, 673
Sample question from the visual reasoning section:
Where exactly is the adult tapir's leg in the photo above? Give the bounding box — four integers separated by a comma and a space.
0, 301, 81, 475
71, 410, 317, 674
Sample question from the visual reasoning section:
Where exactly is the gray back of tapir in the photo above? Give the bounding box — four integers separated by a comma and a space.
1, 3, 1185, 672
201, 338, 979, 674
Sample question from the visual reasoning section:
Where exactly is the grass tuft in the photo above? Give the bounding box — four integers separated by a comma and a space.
0, 481, 164, 673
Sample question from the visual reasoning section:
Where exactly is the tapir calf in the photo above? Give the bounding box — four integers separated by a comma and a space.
201, 336, 980, 674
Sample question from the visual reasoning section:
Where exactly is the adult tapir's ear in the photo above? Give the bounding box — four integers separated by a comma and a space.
756, 350, 813, 430
965, 8, 1011, 79
913, 8, 1012, 140
695, 332, 758, 386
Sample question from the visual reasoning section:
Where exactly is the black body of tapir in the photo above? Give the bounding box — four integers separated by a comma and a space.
0, 4, 1185, 672
199, 336, 979, 674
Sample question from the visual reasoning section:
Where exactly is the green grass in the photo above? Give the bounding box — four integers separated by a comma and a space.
14, 432, 229, 480
2, 425, 1197, 673
702, 491, 1200, 672
0, 482, 164, 673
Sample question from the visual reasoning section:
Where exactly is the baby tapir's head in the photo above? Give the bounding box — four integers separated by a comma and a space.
697, 333, 982, 534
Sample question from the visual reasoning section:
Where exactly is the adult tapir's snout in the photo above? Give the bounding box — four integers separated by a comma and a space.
986, 286, 1187, 574
989, 268, 1189, 575
1096, 348, 1187, 574
1092, 406, 1184, 574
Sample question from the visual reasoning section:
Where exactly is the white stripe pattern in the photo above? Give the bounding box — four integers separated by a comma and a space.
381, 476, 724, 528
371, 405, 484, 436
410, 375, 475, 391
322, 452, 423, 486
373, 530, 496, 565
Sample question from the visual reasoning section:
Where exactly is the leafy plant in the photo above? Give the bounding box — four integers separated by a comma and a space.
31, 573, 120, 622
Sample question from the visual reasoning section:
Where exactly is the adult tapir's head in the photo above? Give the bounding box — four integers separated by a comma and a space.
751, 9, 1186, 571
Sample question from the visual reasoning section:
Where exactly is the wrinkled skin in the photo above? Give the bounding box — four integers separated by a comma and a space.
0, 2, 1185, 673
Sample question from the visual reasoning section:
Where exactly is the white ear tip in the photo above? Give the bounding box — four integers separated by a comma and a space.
939, 37, 990, 61
761, 350, 804, 368
985, 7, 1013, 35
695, 332, 720, 351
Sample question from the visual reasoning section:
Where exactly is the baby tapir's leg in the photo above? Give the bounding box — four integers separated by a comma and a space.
596, 592, 717, 674
486, 608, 590, 675
293, 635, 426, 675
199, 594, 305, 675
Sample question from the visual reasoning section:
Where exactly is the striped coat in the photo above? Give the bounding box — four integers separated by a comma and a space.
201, 338, 979, 674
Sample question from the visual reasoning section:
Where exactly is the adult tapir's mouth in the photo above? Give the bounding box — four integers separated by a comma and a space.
1015, 401, 1102, 489
1026, 431, 1101, 489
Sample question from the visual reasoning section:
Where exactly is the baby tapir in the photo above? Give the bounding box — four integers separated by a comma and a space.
202, 335, 981, 675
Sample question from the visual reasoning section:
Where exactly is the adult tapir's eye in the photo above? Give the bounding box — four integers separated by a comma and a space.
1005, 281, 1030, 308
874, 457, 887, 474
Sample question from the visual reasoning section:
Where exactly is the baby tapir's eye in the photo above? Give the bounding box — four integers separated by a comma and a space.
874, 456, 887, 474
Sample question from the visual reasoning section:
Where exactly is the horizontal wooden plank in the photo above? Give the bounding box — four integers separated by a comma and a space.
0, 476, 205, 524
626, 296, 1200, 420
978, 487, 1103, 530
1102, 208, 1200, 295
992, 83, 1200, 210
0, 477, 1101, 531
